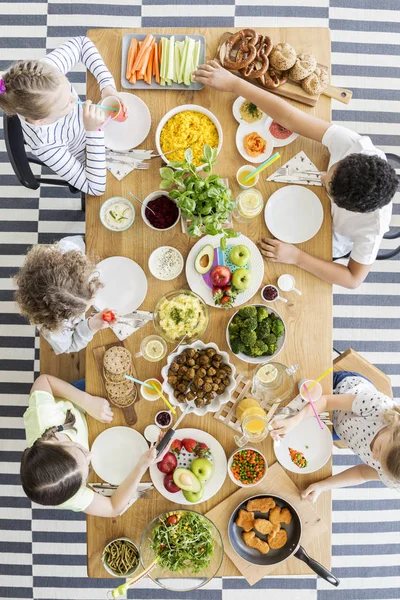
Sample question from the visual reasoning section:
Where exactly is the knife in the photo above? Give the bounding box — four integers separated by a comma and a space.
156, 404, 192, 455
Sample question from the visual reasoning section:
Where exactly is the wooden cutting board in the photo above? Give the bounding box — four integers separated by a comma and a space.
205, 461, 328, 585
93, 341, 140, 426
217, 33, 352, 107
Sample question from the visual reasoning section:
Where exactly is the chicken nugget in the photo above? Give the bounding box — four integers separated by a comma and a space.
242, 531, 270, 555
246, 497, 276, 513
269, 506, 292, 526
253, 519, 274, 535
268, 522, 281, 539
280, 508, 292, 525
235, 509, 255, 532
268, 529, 287, 549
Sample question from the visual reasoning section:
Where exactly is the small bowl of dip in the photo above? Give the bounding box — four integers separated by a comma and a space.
142, 191, 180, 231
148, 246, 184, 281
100, 197, 135, 232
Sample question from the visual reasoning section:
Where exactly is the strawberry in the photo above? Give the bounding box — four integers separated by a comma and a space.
196, 442, 211, 458
182, 438, 198, 453
170, 439, 182, 455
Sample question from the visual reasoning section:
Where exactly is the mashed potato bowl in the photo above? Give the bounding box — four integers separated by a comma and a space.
155, 105, 223, 171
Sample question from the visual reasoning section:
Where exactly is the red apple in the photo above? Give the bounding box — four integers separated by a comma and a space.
157, 451, 177, 474
210, 266, 231, 287
164, 472, 180, 493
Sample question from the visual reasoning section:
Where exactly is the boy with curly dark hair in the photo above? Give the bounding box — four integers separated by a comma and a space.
194, 61, 398, 289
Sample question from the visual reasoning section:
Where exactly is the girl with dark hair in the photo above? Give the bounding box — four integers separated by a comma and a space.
21, 375, 170, 516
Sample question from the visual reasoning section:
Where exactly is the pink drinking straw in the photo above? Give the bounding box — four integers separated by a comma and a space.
98, 114, 112, 131
303, 383, 324, 430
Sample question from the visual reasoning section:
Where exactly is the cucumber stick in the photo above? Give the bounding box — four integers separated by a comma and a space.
183, 37, 195, 86
158, 36, 200, 87
166, 35, 175, 82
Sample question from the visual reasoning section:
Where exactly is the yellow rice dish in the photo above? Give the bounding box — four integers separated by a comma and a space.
160, 110, 219, 166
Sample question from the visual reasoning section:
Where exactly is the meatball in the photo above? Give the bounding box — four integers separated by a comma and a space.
197, 367, 207, 378
223, 377, 230, 386
168, 375, 178, 386
206, 348, 216, 357
212, 383, 219, 392
186, 348, 196, 358
223, 365, 233, 375
207, 367, 217, 377
177, 393, 186, 403
170, 362, 179, 372
186, 358, 196, 367
177, 382, 187, 393
217, 385, 226, 394
214, 354, 222, 362
204, 376, 213, 384
199, 355, 210, 366
187, 368, 195, 379
205, 392, 215, 402
213, 377, 221, 385
186, 391, 196, 401
216, 369, 226, 379
194, 377, 204, 389
212, 360, 221, 369
197, 390, 205, 399
203, 383, 212, 393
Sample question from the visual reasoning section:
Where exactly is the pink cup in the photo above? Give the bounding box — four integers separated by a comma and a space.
102, 96, 127, 123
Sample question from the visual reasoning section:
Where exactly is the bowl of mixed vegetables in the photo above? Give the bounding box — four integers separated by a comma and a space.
226, 304, 286, 364
139, 510, 223, 591
228, 447, 267, 487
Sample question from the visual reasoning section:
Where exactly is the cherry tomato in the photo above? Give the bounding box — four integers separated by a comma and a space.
220, 296, 231, 305
102, 310, 115, 322
212, 287, 222, 297
167, 515, 178, 525
223, 285, 232, 293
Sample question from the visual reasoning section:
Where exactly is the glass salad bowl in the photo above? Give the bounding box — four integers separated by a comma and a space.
139, 510, 224, 592
153, 289, 210, 344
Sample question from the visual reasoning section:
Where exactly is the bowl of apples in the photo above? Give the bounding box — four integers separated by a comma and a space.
185, 233, 265, 309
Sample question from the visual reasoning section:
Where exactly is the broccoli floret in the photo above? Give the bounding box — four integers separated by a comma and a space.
249, 340, 269, 357
256, 306, 269, 322
238, 305, 257, 320
230, 338, 245, 354
228, 321, 241, 340
242, 317, 258, 331
256, 320, 271, 340
232, 314, 243, 326
268, 312, 277, 320
240, 329, 257, 347
266, 343, 277, 356
264, 333, 277, 346
271, 318, 285, 338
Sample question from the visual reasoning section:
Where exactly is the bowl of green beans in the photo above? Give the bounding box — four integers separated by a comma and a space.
102, 537, 140, 578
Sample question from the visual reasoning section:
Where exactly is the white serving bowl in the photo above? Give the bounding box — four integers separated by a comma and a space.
161, 340, 236, 417
226, 304, 286, 364
155, 104, 223, 172
100, 197, 135, 232
141, 191, 181, 232
228, 447, 268, 488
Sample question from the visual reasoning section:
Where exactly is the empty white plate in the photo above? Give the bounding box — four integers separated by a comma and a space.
265, 186, 324, 244
94, 256, 148, 315
91, 426, 149, 485
104, 92, 151, 152
273, 417, 332, 475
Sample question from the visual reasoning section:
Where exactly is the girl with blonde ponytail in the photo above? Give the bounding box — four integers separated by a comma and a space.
269, 370, 400, 502
0, 36, 126, 196
21, 375, 172, 515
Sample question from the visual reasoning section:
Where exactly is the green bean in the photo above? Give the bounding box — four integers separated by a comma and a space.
102, 540, 139, 576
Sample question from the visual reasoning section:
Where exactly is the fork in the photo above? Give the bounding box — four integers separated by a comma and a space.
106, 157, 149, 169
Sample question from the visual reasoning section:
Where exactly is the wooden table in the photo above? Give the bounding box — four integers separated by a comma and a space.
85, 27, 332, 579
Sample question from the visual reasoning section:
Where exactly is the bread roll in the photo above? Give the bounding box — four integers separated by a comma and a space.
301, 66, 329, 95
269, 43, 297, 71
289, 53, 317, 81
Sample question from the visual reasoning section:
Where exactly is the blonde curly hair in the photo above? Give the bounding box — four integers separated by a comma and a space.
381, 406, 400, 481
0, 60, 64, 120
14, 243, 102, 332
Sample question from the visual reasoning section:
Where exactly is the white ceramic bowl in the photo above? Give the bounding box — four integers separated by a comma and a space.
141, 191, 181, 232
102, 537, 140, 577
161, 340, 236, 417
155, 104, 223, 172
148, 246, 184, 281
100, 197, 135, 232
228, 447, 268, 488
226, 304, 286, 364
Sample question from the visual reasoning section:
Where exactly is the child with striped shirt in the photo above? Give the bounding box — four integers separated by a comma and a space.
0, 36, 125, 195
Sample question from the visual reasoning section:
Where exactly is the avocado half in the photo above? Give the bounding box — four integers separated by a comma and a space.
173, 468, 202, 492
194, 244, 214, 274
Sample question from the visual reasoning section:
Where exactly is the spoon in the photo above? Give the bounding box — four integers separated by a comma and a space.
128, 191, 156, 217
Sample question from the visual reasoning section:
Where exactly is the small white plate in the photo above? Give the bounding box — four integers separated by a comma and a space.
104, 92, 151, 152
91, 426, 149, 485
149, 428, 227, 505
273, 417, 332, 474
148, 246, 184, 281
268, 120, 298, 148
94, 256, 148, 315
265, 186, 324, 244
185, 233, 264, 309
232, 96, 269, 126
236, 122, 275, 164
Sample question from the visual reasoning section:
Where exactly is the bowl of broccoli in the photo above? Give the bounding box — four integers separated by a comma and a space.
226, 304, 286, 364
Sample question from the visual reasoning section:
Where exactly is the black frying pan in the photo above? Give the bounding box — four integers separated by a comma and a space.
228, 494, 339, 587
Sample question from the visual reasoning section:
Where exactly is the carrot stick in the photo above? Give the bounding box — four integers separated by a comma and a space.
131, 34, 154, 72
126, 38, 138, 80
152, 42, 157, 76
154, 41, 160, 84
145, 45, 154, 84
139, 44, 153, 76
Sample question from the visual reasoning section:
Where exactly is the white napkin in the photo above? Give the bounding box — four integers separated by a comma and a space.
267, 151, 323, 186
109, 310, 153, 341
106, 149, 154, 181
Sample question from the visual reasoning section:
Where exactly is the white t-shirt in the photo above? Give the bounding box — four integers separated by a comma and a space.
333, 376, 399, 491
322, 125, 392, 264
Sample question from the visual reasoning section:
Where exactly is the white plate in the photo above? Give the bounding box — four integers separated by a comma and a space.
267, 120, 298, 148
149, 428, 227, 505
94, 256, 148, 315
91, 426, 149, 485
265, 186, 324, 244
161, 340, 236, 416
226, 304, 286, 364
273, 417, 332, 475
232, 96, 269, 126
185, 234, 264, 309
104, 92, 151, 152
236, 122, 275, 164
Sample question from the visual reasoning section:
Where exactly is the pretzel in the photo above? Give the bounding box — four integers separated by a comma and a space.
224, 29, 259, 71
240, 35, 273, 79
259, 67, 288, 89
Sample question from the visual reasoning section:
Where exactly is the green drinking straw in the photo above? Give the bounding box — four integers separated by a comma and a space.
242, 152, 281, 183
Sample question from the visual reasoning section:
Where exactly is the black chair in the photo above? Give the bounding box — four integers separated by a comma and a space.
3, 114, 85, 212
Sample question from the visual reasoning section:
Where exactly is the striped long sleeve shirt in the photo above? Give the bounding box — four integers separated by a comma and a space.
19, 36, 116, 196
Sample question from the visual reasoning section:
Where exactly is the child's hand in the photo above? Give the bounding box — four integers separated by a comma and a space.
269, 414, 300, 440
84, 395, 114, 423
83, 100, 106, 132
302, 481, 326, 504
193, 60, 238, 93
258, 238, 301, 265
88, 309, 118, 332
139, 438, 173, 470
101, 86, 128, 117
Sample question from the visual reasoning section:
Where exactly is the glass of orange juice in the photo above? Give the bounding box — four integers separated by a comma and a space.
141, 378, 163, 401
236, 165, 259, 189
234, 398, 269, 446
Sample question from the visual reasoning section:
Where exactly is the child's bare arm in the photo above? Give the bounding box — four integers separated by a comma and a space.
302, 465, 380, 503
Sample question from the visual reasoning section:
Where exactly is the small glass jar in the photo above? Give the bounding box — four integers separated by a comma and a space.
233, 188, 264, 222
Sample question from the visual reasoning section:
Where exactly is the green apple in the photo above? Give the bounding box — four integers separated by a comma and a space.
190, 458, 213, 484
232, 268, 252, 291
230, 245, 250, 267
183, 483, 204, 503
